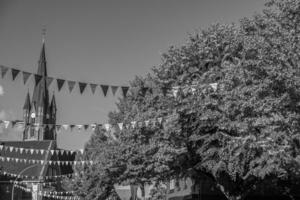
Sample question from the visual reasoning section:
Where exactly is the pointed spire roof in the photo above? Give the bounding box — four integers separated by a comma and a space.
32, 40, 50, 110
23, 91, 31, 110
50, 93, 57, 111
38, 42, 47, 76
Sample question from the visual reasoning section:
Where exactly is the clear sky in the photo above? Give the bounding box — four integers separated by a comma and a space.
0, 0, 265, 150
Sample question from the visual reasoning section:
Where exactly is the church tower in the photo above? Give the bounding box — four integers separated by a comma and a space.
22, 40, 57, 141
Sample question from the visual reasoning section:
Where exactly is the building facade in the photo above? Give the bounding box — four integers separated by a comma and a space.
0, 40, 75, 200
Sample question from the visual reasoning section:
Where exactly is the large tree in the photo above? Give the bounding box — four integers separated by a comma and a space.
71, 1, 300, 200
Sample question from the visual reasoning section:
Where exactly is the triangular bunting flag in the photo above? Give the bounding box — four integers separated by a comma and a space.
118, 123, 123, 130
22, 71, 31, 84
90, 123, 96, 131
78, 82, 87, 94
3, 121, 10, 129
46, 77, 54, 88
79, 149, 84, 154
62, 124, 69, 131
11, 121, 17, 128
1, 65, 9, 78
111, 86, 119, 96
56, 79, 65, 91
67, 81, 76, 92
70, 124, 75, 131
121, 86, 129, 97
30, 149, 34, 154
56, 125, 62, 132
100, 85, 109, 96
34, 74, 42, 86
83, 124, 89, 130
11, 68, 20, 81
131, 121, 137, 128
104, 123, 111, 131
90, 84, 97, 94
145, 120, 150, 127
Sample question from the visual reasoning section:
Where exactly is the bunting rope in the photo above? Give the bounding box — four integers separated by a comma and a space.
12, 180, 63, 186
15, 182, 76, 195
0, 65, 130, 97
0, 156, 93, 166
0, 170, 81, 180
0, 64, 218, 97
0, 115, 166, 133
0, 144, 84, 156
14, 184, 80, 200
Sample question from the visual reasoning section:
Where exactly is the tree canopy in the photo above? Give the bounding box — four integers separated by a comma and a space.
68, 1, 300, 200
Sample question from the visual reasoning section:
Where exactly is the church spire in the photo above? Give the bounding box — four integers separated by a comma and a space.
23, 90, 31, 111
32, 37, 49, 110
38, 41, 47, 76
50, 93, 57, 112
23, 34, 56, 141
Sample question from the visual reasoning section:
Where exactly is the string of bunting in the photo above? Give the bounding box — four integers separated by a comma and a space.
38, 193, 80, 200
0, 144, 84, 156
14, 184, 80, 200
0, 115, 165, 133
0, 64, 218, 97
16, 182, 76, 195
0, 65, 130, 97
15, 182, 75, 194
0, 156, 93, 166
0, 170, 80, 180
12, 180, 63, 186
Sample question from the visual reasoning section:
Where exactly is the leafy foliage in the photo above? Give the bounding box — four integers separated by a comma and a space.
69, 1, 300, 200
148, 184, 167, 200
